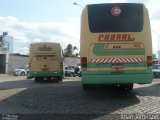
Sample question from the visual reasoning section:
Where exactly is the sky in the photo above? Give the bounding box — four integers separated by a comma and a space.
0, 0, 160, 56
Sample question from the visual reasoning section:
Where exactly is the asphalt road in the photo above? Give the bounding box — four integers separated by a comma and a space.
0, 75, 160, 120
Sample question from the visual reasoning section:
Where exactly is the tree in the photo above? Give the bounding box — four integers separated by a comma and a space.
64, 44, 78, 57
152, 54, 157, 60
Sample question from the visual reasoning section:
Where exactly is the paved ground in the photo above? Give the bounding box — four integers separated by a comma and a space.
0, 74, 160, 120
0, 74, 26, 82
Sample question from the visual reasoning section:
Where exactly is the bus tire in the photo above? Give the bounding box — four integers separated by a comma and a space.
120, 84, 133, 91
35, 77, 39, 82
127, 84, 133, 91
54, 77, 61, 82
35, 77, 43, 82
59, 76, 63, 82
46, 77, 51, 81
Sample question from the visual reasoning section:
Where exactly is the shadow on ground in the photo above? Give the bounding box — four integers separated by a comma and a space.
0, 79, 142, 120
134, 83, 160, 97
1, 79, 160, 119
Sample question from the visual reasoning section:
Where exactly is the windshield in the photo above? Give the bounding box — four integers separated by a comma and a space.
153, 65, 160, 69
18, 67, 25, 69
88, 3, 143, 32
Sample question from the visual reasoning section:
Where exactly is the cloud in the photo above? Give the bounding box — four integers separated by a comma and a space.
151, 8, 160, 20
151, 20, 160, 55
110, 0, 127, 3
110, 0, 148, 3
126, 0, 148, 3
0, 1, 159, 56
0, 16, 80, 55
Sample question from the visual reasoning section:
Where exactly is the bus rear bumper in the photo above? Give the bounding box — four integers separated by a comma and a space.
28, 70, 63, 78
81, 73, 153, 84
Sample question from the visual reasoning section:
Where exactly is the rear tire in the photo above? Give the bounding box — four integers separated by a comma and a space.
46, 77, 51, 81
119, 84, 133, 91
53, 77, 62, 82
35, 77, 39, 82
58, 76, 63, 82
35, 77, 43, 82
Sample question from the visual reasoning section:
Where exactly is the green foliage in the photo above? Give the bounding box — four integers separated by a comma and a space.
63, 44, 78, 57
152, 54, 157, 59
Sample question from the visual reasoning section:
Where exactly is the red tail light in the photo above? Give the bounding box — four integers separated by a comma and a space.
147, 56, 152, 66
81, 57, 87, 71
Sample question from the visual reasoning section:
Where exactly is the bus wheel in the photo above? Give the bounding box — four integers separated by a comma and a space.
46, 77, 51, 81
35, 77, 43, 82
58, 76, 63, 82
82, 84, 90, 91
120, 84, 133, 91
35, 77, 39, 82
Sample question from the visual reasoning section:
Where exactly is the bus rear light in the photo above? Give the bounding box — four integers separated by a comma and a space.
147, 56, 152, 66
81, 57, 87, 71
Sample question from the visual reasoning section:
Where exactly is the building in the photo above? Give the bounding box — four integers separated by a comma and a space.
8, 53, 29, 74
0, 51, 9, 73
1, 32, 14, 53
0, 32, 13, 73
64, 57, 80, 66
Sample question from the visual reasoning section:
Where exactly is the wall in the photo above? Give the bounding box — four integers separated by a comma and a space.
8, 55, 80, 74
64, 57, 80, 67
8, 54, 28, 74
0, 52, 9, 74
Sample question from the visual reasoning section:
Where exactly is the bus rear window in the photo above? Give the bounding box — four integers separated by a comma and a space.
88, 3, 143, 33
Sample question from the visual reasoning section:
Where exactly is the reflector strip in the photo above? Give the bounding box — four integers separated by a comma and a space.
91, 58, 143, 63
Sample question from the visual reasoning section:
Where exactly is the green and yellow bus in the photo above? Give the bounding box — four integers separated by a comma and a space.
28, 42, 64, 82
80, 3, 152, 91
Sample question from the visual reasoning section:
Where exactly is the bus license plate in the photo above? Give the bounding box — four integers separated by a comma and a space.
112, 64, 123, 70
42, 68, 49, 71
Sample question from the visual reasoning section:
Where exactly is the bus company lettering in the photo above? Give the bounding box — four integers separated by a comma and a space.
98, 34, 134, 42
38, 44, 52, 51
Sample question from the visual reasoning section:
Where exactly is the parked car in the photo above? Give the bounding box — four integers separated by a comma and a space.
74, 66, 81, 77
13, 65, 29, 76
65, 66, 81, 77
152, 64, 160, 78
65, 66, 75, 77
77, 70, 81, 77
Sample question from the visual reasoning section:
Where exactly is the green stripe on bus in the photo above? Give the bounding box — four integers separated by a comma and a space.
82, 70, 151, 74
81, 73, 152, 84
93, 44, 145, 56
88, 62, 146, 68
28, 70, 63, 78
